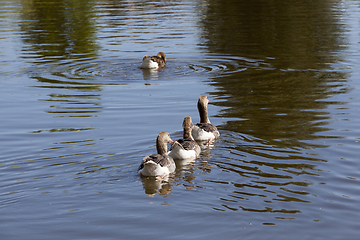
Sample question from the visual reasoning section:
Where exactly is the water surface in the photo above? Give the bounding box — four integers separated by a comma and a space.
1, 0, 360, 239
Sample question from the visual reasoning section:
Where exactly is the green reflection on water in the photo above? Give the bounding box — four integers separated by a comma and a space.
196, 0, 351, 213
20, 0, 99, 61
199, 0, 349, 148
200, 0, 346, 68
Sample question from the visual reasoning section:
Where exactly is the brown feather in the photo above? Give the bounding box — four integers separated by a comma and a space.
138, 154, 172, 171
150, 52, 166, 68
174, 138, 198, 151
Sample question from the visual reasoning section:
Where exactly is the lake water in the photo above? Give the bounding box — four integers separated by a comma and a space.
1, 0, 360, 239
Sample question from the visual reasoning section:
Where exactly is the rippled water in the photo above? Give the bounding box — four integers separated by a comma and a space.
1, 0, 360, 239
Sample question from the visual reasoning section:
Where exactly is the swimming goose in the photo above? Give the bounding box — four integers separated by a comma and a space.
140, 52, 166, 69
192, 95, 220, 144
168, 116, 201, 160
138, 131, 175, 179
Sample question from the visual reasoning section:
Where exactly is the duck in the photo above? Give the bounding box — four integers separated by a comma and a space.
192, 95, 220, 144
140, 52, 166, 69
138, 131, 175, 180
168, 116, 201, 160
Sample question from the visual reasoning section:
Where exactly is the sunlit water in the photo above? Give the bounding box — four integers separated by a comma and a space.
1, 0, 360, 239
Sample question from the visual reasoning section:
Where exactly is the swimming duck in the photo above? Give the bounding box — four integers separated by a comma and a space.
138, 131, 175, 179
192, 95, 220, 144
168, 116, 201, 160
140, 52, 166, 69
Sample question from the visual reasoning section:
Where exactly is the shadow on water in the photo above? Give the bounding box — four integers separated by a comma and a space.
13, 0, 108, 179
199, 0, 347, 70
18, 0, 104, 119
196, 0, 350, 212
200, 0, 349, 146
19, 0, 99, 62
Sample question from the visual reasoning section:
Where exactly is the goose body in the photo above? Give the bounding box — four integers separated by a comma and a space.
192, 95, 220, 144
140, 52, 166, 69
192, 124, 219, 141
168, 116, 201, 160
138, 155, 174, 177
169, 140, 200, 160
138, 131, 175, 179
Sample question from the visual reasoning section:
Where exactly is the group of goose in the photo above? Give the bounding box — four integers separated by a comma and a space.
138, 52, 220, 179
138, 95, 220, 180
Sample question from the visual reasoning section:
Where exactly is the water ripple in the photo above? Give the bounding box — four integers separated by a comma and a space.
28, 55, 273, 85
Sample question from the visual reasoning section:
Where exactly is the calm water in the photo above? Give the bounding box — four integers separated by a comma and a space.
1, 0, 360, 239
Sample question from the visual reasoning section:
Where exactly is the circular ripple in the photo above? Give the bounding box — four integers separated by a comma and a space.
30, 55, 273, 86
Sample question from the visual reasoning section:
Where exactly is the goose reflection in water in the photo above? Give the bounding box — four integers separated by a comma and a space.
140, 155, 215, 196
140, 176, 173, 196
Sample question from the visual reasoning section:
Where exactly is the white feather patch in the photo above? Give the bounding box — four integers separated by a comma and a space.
168, 142, 197, 160
191, 125, 215, 141
140, 57, 159, 69
139, 161, 169, 176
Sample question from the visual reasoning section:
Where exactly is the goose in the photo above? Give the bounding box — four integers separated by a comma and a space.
192, 95, 220, 144
138, 131, 175, 180
168, 116, 201, 160
140, 52, 166, 69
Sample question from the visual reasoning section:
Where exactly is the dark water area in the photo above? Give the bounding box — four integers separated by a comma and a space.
1, 0, 360, 239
